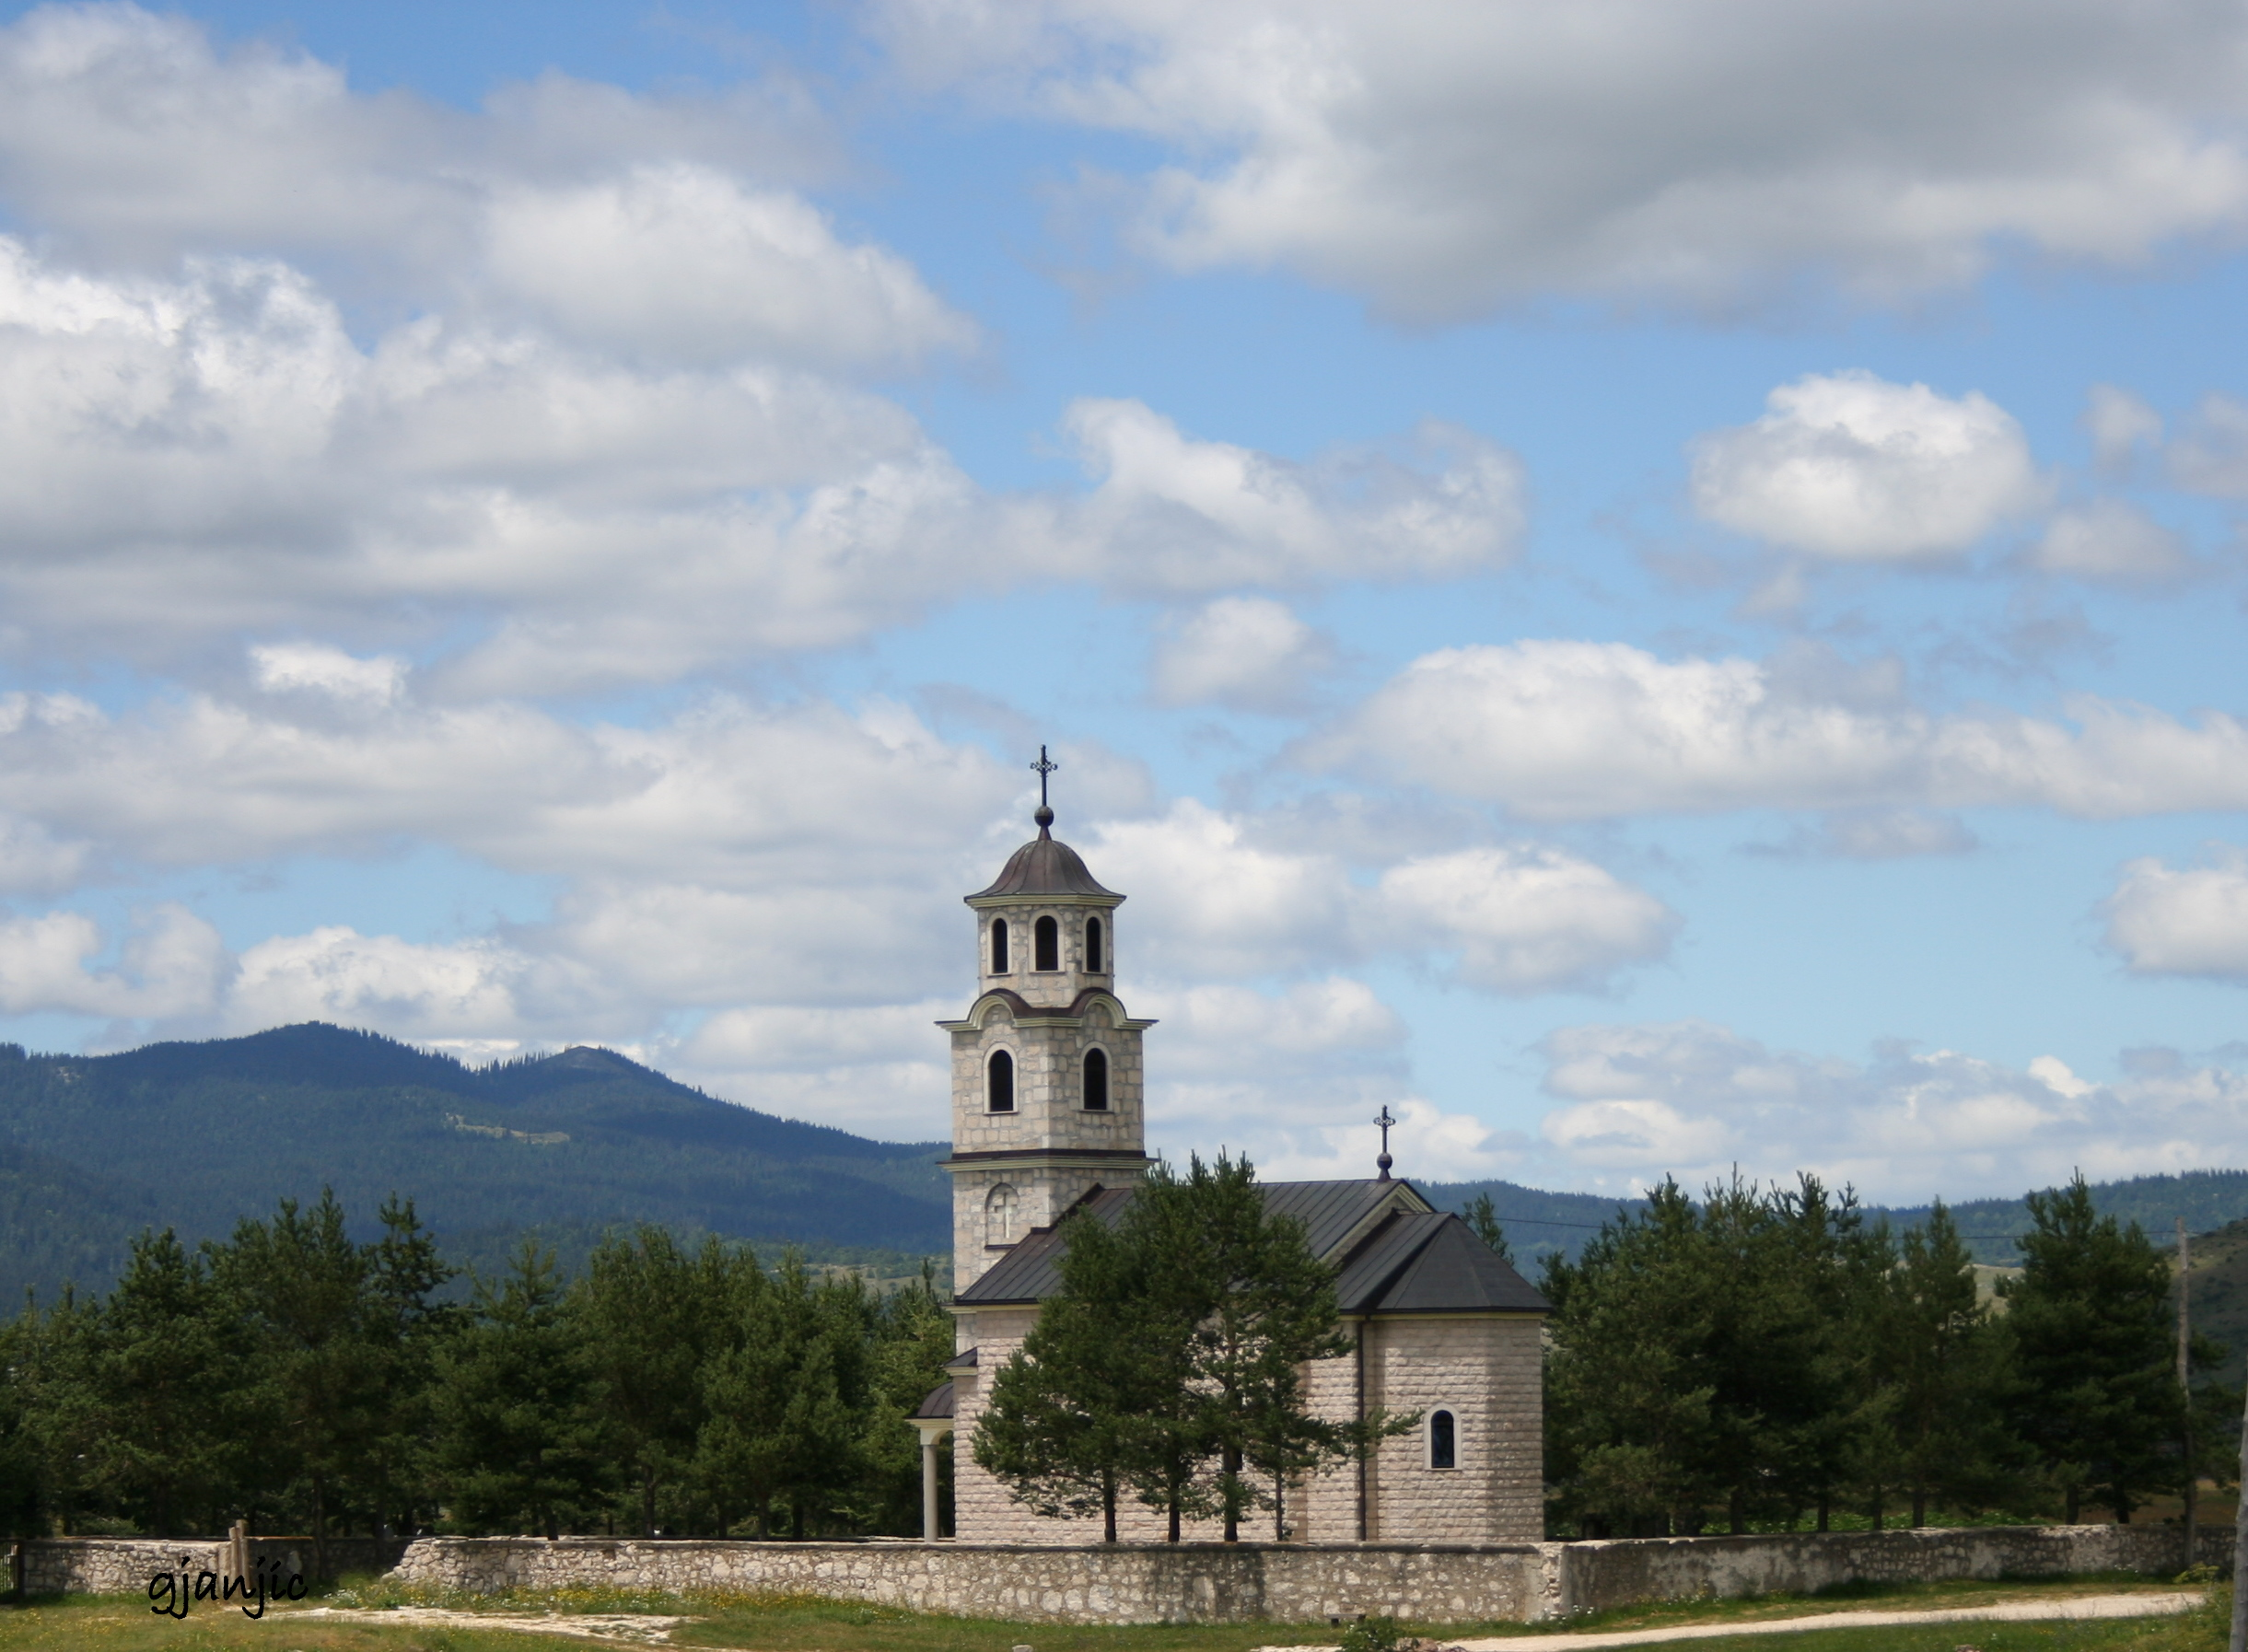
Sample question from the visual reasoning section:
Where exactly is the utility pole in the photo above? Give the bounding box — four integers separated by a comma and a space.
2178, 1218, 2196, 1572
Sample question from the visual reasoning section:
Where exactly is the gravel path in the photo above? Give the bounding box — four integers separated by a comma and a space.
1437, 1589, 2207, 1650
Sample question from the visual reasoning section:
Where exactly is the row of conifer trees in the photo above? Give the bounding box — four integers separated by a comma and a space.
0, 1192, 956, 1563
0, 1169, 2228, 1556
1543, 1172, 2238, 1537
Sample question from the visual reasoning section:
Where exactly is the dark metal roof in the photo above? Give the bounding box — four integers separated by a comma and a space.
910, 1380, 956, 1420
969, 825, 1120, 901
954, 1178, 1544, 1316
1335, 1212, 1551, 1315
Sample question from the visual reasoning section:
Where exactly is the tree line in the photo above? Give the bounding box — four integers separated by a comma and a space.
1543, 1171, 2237, 1536
0, 1192, 954, 1568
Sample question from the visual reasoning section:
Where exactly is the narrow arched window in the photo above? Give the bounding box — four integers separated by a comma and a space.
1034, 915, 1059, 971
1429, 1409, 1457, 1470
1085, 916, 1104, 973
1083, 1047, 1109, 1111
990, 918, 1009, 974
986, 1184, 1018, 1246
986, 1049, 1014, 1112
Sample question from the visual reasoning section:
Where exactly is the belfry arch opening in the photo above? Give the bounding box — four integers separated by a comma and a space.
990, 918, 1009, 973
1034, 915, 1059, 971
986, 1048, 1014, 1112
1082, 1047, 1109, 1111
1085, 915, 1104, 972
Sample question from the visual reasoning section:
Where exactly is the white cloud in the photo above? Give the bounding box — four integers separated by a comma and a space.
0, 902, 222, 1018
1375, 846, 1677, 994
480, 164, 976, 371
1689, 372, 2044, 560
1084, 800, 1673, 992
1148, 596, 1335, 712
226, 927, 547, 1038
2086, 384, 2162, 474
2102, 847, 2248, 979
250, 642, 408, 704
1301, 639, 2248, 820
870, 0, 2248, 320
1035, 402, 1526, 594
2030, 498, 2192, 582
1528, 1018, 2247, 1200
0, 239, 1520, 689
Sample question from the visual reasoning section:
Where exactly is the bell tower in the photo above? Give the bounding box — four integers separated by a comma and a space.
938, 751, 1155, 1295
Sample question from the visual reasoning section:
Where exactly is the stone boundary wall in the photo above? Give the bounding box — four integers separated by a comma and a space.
19, 1525, 2234, 1624
390, 1537, 1547, 1625
1549, 1524, 2232, 1618
17, 1537, 401, 1597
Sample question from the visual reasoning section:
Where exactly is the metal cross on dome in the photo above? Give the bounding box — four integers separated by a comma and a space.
1030, 744, 1059, 824
1374, 1104, 1396, 1181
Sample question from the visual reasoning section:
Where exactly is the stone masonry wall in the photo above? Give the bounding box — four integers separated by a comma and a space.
19, 1536, 400, 1596
1549, 1523, 2234, 1617
388, 1536, 1546, 1624
26, 1524, 2234, 1623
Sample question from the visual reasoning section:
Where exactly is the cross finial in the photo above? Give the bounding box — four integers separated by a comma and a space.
1373, 1104, 1396, 1181
1031, 745, 1058, 833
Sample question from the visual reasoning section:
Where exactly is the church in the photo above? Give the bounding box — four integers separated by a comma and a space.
911, 784, 1550, 1544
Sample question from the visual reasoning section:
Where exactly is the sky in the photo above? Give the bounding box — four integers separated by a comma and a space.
0, 0, 2245, 1204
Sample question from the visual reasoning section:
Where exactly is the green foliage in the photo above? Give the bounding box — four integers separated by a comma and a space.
1338, 1615, 1404, 1652
0, 1189, 961, 1553
2001, 1173, 2189, 1520
1462, 1193, 1513, 1263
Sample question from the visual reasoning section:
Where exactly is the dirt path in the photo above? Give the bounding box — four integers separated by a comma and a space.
1439, 1589, 2207, 1650
297, 1606, 689, 1643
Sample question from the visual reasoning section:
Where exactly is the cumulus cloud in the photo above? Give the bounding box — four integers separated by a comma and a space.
0, 238, 1520, 688
1148, 596, 1336, 711
1034, 403, 1526, 595
0, 902, 223, 1018
480, 165, 977, 370
1528, 1018, 2248, 1200
2102, 847, 2248, 979
1690, 372, 2044, 560
250, 643, 409, 704
1085, 800, 1673, 992
2029, 498, 2193, 582
870, 0, 2248, 320
1300, 639, 2248, 820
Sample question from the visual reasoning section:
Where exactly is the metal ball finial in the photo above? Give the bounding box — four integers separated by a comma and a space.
1034, 804, 1054, 833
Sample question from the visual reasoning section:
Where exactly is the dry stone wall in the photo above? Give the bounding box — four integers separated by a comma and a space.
19, 1536, 398, 1596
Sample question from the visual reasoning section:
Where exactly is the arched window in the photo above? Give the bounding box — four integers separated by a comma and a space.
986, 1049, 1015, 1112
1428, 1409, 1457, 1471
1034, 915, 1059, 971
1085, 916, 1104, 973
986, 1184, 1018, 1246
1083, 1047, 1109, 1111
990, 918, 1009, 974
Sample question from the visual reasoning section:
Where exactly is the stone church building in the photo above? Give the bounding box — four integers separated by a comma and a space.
912, 798, 1549, 1543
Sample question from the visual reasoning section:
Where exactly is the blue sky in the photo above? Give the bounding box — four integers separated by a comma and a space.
0, 0, 2244, 1202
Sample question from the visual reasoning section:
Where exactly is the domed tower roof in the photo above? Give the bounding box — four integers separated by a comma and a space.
968, 811, 1119, 901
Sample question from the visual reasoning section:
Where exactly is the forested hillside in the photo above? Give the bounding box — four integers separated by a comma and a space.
0, 1023, 949, 1302
1427, 1169, 2248, 1268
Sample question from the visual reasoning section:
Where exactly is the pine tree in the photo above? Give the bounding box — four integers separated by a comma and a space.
81, 1229, 244, 1536
1879, 1203, 2023, 1525
431, 1240, 608, 1537
2002, 1173, 2181, 1521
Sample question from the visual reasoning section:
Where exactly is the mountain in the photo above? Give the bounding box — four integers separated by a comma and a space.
0, 1022, 949, 1304
1424, 1169, 2248, 1270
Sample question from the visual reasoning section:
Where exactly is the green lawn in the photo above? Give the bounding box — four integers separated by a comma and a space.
0, 1575, 2220, 1652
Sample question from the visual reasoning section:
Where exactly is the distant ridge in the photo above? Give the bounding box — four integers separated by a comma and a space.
1424, 1168, 2248, 1267
0, 1022, 949, 1303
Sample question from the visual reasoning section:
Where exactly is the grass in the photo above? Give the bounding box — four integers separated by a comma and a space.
0, 1572, 2220, 1652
